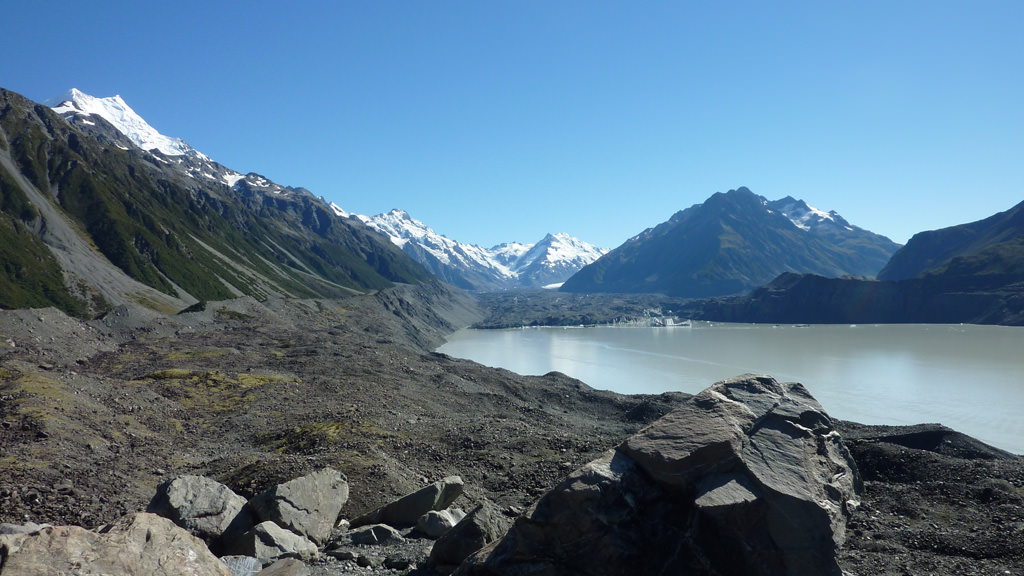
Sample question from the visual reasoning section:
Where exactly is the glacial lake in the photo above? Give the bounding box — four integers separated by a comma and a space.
438, 323, 1024, 455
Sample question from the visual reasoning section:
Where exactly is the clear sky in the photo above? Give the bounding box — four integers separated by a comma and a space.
3, 1, 1023, 249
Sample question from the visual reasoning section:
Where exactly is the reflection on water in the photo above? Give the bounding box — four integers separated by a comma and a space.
438, 323, 1024, 454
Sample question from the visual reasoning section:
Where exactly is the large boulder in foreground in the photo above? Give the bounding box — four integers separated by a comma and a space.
249, 467, 348, 545
147, 474, 253, 548
456, 374, 861, 576
0, 512, 230, 575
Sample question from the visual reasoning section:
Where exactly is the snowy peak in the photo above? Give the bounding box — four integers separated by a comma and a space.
512, 232, 609, 288
528, 232, 607, 266
768, 196, 849, 232
45, 88, 207, 159
489, 241, 533, 268
358, 210, 605, 290
359, 210, 510, 276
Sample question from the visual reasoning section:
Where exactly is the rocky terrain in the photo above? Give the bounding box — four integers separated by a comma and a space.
1, 284, 1023, 574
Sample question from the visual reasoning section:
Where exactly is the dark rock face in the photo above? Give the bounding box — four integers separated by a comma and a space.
350, 476, 464, 529
690, 271, 1024, 325
455, 375, 860, 576
428, 502, 512, 569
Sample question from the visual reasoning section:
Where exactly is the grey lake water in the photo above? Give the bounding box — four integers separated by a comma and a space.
438, 323, 1024, 454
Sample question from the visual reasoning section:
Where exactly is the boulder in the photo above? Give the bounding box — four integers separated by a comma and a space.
455, 374, 860, 576
148, 474, 252, 547
351, 475, 464, 528
248, 467, 348, 545
220, 555, 262, 576
416, 507, 466, 538
0, 512, 230, 575
257, 557, 310, 576
232, 521, 318, 562
429, 502, 511, 569
349, 523, 406, 545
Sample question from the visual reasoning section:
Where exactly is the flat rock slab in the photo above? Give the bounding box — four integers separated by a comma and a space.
456, 374, 860, 576
232, 521, 319, 562
257, 557, 310, 576
0, 512, 230, 576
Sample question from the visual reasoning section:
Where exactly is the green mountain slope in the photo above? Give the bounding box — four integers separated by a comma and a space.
879, 199, 1024, 281
0, 87, 431, 316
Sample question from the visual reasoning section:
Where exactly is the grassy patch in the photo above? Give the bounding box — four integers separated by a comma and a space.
164, 349, 227, 362
215, 308, 254, 321
134, 369, 292, 411
259, 421, 398, 455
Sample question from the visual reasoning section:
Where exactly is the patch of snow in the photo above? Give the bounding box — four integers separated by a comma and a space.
775, 198, 837, 231
44, 88, 206, 159
222, 172, 246, 187
329, 202, 350, 218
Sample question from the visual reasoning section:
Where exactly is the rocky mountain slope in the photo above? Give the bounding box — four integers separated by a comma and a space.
560, 187, 900, 298
359, 209, 606, 291
685, 271, 1024, 325
879, 198, 1024, 282
0, 87, 431, 316
686, 199, 1024, 326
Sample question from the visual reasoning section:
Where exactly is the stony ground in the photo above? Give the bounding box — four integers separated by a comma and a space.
2, 284, 1022, 575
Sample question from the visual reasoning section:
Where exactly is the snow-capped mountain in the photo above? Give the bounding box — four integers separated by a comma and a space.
562, 187, 901, 298
42, 89, 601, 292
359, 210, 606, 291
45, 88, 255, 189
768, 196, 853, 233
44, 89, 207, 159
514, 233, 608, 288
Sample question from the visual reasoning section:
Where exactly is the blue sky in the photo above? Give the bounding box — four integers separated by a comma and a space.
4, 1, 1023, 249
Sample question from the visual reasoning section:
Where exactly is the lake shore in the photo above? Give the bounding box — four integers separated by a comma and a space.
2, 286, 1022, 574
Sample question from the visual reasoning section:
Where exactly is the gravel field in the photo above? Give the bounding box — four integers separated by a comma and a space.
1, 285, 1021, 574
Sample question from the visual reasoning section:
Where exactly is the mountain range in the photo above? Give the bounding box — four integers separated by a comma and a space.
0, 87, 432, 316
40, 88, 605, 294
357, 209, 606, 291
561, 187, 901, 298
2, 85, 1022, 326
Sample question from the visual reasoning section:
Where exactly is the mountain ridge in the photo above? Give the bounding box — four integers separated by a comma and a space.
358, 209, 606, 291
561, 187, 900, 298
0, 86, 432, 316
879, 199, 1024, 281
